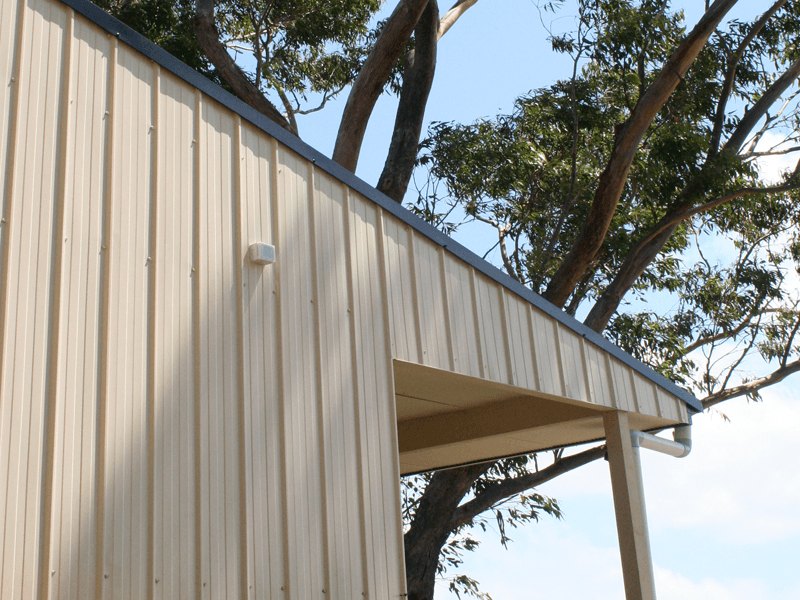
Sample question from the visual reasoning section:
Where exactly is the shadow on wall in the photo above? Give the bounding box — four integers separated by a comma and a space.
0, 2, 401, 598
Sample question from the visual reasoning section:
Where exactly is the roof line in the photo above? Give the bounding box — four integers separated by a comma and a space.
59, 0, 703, 412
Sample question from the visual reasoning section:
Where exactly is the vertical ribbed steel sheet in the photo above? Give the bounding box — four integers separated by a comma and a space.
0, 1, 406, 598
0, 0, 692, 598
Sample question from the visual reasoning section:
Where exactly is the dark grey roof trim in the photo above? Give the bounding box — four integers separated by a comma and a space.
59, 0, 702, 413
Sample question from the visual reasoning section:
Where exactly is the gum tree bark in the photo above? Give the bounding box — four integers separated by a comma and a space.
542, 0, 739, 308
377, 0, 439, 202
193, 0, 294, 134
333, 0, 431, 172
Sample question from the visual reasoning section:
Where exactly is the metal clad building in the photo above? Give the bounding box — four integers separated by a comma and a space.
0, 0, 697, 599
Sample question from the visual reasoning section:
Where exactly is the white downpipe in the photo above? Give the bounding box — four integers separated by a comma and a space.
618, 425, 690, 600
631, 425, 692, 458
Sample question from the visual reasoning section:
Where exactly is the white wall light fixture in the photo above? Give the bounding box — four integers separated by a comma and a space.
248, 242, 276, 265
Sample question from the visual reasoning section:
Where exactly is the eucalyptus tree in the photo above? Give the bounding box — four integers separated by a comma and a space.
102, 0, 490, 200
408, 1, 800, 596
97, 0, 800, 598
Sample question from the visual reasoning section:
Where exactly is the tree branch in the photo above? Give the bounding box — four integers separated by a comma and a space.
686, 323, 748, 359
437, 0, 479, 40
377, 0, 439, 202
333, 0, 430, 172
193, 0, 294, 134
273, 82, 299, 134
780, 302, 800, 367
725, 56, 800, 153
709, 0, 787, 156
584, 50, 800, 334
449, 445, 607, 531
701, 357, 800, 408
742, 145, 800, 160
543, 0, 739, 309
584, 177, 800, 332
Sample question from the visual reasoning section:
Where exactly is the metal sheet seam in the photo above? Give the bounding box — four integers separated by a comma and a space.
467, 269, 485, 381
523, 302, 542, 393
268, 137, 292, 597
93, 34, 117, 600
0, 0, 29, 405
375, 210, 408, 596
231, 115, 250, 599
436, 242, 455, 373
341, 186, 373, 599
307, 162, 334, 597
190, 87, 203, 599
549, 324, 565, 399
37, 9, 75, 600
578, 333, 594, 405
579, 333, 598, 405
498, 288, 515, 386
406, 229, 424, 363
145, 60, 160, 600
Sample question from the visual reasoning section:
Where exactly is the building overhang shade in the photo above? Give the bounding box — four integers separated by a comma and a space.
395, 358, 693, 475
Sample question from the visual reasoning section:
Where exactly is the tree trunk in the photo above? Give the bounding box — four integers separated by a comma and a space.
193, 0, 294, 134
377, 0, 439, 202
437, 0, 479, 40
404, 464, 490, 600
585, 54, 800, 332
333, 0, 430, 172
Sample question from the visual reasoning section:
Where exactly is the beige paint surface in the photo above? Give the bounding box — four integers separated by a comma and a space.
0, 0, 692, 598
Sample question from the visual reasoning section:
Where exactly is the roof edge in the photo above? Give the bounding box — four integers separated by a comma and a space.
59, 0, 703, 413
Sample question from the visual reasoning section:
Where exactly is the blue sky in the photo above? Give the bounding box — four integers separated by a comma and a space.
437, 388, 800, 600
289, 1, 800, 598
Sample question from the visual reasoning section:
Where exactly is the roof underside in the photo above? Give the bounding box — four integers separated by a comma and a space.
394, 361, 687, 475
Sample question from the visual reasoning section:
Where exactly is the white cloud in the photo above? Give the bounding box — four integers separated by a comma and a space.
754, 131, 798, 185
655, 566, 769, 600
439, 523, 786, 600
438, 524, 624, 600
438, 382, 800, 600
641, 386, 800, 544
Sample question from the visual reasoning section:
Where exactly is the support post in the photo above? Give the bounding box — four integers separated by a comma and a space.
603, 410, 657, 600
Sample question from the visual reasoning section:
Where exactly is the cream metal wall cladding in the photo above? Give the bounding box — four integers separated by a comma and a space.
0, 0, 697, 598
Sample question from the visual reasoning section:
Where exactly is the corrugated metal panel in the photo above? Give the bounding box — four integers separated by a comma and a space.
60, 0, 706, 416
275, 146, 326, 599
442, 255, 481, 377
503, 292, 536, 390
1, 0, 695, 597
238, 123, 284, 599
381, 213, 419, 363
412, 233, 450, 369
1, 2, 408, 599
347, 194, 406, 598
152, 69, 197, 600
49, 14, 108, 600
1, 1, 70, 598
529, 306, 564, 397
102, 39, 153, 600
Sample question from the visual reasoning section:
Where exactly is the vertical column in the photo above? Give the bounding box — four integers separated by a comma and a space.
602, 410, 656, 600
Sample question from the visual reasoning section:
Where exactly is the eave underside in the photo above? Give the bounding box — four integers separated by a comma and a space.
394, 361, 687, 475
